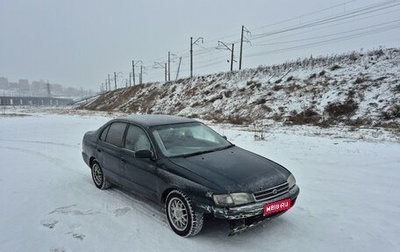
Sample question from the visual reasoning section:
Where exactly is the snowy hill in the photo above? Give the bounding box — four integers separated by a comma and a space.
80, 48, 400, 130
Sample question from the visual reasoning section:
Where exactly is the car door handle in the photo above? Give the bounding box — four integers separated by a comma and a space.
97, 148, 102, 153
120, 158, 126, 164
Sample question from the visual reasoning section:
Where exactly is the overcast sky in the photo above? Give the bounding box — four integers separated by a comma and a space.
1, 0, 399, 91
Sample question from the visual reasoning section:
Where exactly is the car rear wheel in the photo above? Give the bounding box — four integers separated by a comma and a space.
166, 190, 204, 237
91, 161, 111, 189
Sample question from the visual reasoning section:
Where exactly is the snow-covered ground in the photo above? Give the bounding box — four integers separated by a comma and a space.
1, 109, 400, 252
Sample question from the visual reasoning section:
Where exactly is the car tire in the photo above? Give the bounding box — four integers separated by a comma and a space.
91, 161, 111, 190
166, 190, 204, 237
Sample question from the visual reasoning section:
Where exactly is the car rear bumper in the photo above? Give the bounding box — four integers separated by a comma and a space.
211, 185, 300, 220
82, 152, 90, 167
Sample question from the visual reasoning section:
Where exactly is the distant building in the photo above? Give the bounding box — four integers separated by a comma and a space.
9, 82, 19, 89
1, 76, 89, 98
31, 80, 46, 90
0, 77, 9, 88
18, 79, 30, 90
51, 83, 63, 94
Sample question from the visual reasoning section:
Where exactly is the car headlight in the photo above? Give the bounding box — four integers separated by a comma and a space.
287, 174, 296, 189
212, 193, 255, 207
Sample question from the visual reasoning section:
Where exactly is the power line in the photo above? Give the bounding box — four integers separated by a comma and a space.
250, 0, 400, 41
251, 19, 400, 48
250, 0, 359, 33
245, 22, 400, 58
250, 8, 400, 46
105, 0, 400, 85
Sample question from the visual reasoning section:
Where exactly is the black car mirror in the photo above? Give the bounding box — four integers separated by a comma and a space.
135, 149, 154, 159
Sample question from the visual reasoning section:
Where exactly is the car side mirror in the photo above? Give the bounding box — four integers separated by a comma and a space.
222, 136, 227, 140
135, 149, 154, 159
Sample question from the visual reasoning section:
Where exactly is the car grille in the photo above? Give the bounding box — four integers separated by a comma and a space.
253, 182, 289, 202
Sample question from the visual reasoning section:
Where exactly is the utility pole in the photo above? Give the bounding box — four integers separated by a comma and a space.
165, 63, 167, 81
132, 60, 143, 85
105, 79, 107, 91
217, 41, 235, 71
190, 37, 193, 78
140, 65, 143, 84
132, 60, 135, 86
190, 37, 203, 78
239, 25, 244, 70
168, 51, 171, 81
108, 74, 111, 91
239, 25, 250, 70
230, 44, 234, 71
129, 72, 132, 87
114, 72, 117, 90
176, 57, 182, 80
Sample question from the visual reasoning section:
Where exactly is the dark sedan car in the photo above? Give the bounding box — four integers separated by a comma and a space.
82, 115, 299, 237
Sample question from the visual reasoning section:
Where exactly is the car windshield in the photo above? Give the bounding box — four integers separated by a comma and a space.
151, 122, 233, 157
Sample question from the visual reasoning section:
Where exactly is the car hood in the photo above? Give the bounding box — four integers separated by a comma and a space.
169, 146, 290, 193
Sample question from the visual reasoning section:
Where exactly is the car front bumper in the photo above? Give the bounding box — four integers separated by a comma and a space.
211, 185, 300, 220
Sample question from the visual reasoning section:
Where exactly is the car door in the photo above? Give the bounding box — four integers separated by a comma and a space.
97, 121, 127, 184
120, 124, 158, 200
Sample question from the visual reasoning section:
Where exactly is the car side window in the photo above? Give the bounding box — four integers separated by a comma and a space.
105, 122, 127, 147
124, 125, 151, 152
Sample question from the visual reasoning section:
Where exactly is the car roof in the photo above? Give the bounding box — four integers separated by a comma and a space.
118, 114, 197, 127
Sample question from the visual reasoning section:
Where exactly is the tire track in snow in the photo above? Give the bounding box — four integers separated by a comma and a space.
0, 142, 170, 232
102, 188, 169, 227
1, 138, 173, 233
0, 145, 75, 172
0, 138, 79, 149
48, 204, 100, 216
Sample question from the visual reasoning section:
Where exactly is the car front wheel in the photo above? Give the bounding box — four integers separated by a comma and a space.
91, 161, 111, 189
166, 190, 204, 237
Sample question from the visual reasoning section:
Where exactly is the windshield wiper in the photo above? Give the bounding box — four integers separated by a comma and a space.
217, 144, 235, 150
181, 144, 235, 158
181, 149, 216, 158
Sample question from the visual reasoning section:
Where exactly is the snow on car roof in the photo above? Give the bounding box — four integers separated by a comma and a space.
118, 114, 196, 127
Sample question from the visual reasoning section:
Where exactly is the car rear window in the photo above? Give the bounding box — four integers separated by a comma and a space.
105, 122, 127, 147
100, 125, 110, 141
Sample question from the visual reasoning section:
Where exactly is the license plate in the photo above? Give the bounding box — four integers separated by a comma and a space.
263, 198, 291, 215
